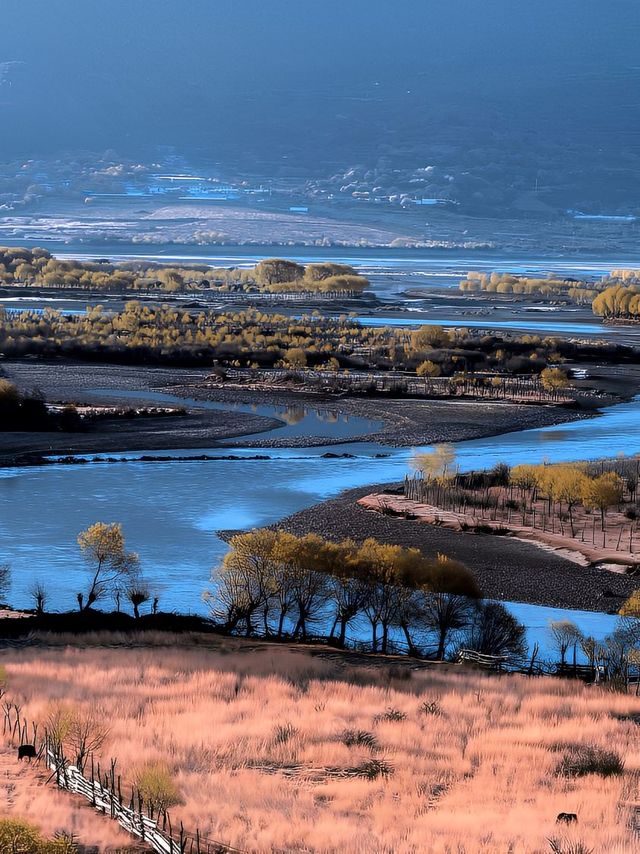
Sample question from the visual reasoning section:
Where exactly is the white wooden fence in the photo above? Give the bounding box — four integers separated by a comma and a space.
1, 695, 245, 854
45, 749, 179, 853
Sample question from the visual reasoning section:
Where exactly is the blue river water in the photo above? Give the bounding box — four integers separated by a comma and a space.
355, 315, 609, 336
1, 244, 639, 655
1, 392, 639, 655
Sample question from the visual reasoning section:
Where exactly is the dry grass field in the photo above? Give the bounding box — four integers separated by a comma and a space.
0, 739, 137, 851
1, 637, 639, 853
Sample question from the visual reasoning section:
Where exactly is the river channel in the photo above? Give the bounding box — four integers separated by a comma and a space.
1, 245, 640, 654
1, 389, 639, 654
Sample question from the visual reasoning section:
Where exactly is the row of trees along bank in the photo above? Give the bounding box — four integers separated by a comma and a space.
0, 246, 368, 294
406, 446, 640, 552
2, 520, 640, 682
458, 268, 640, 320
1, 300, 611, 379
204, 530, 526, 660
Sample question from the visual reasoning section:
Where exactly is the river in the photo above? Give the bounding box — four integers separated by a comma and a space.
1, 391, 639, 653
1, 244, 639, 654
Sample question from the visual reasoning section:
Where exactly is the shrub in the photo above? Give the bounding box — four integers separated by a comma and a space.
374, 707, 407, 723
133, 761, 183, 814
547, 839, 593, 854
350, 759, 393, 779
273, 722, 298, 745
556, 745, 624, 778
342, 729, 378, 749
420, 700, 442, 716
0, 819, 77, 853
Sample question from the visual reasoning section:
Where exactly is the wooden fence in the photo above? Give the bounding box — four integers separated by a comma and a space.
1, 696, 245, 854
218, 367, 573, 403
455, 649, 509, 671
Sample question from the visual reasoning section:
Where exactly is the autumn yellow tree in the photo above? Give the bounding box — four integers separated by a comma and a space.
411, 444, 456, 482
553, 465, 589, 535
540, 366, 570, 394
620, 589, 640, 619
416, 360, 441, 378
77, 522, 139, 609
583, 472, 624, 530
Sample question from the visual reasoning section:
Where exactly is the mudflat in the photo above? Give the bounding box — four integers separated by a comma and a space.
0, 358, 591, 463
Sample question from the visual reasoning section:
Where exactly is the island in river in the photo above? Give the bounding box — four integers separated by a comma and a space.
1, 357, 639, 618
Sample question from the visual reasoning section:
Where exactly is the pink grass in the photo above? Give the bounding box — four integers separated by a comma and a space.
1, 639, 639, 852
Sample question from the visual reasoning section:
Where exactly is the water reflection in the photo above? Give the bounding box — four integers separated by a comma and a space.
88, 389, 383, 441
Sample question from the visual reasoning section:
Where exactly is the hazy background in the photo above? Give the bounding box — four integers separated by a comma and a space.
1, 0, 639, 218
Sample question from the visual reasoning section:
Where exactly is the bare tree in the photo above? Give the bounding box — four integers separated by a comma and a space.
549, 620, 583, 669
206, 530, 276, 635
328, 571, 370, 648
420, 590, 476, 660
465, 602, 527, 660
29, 581, 47, 616
68, 707, 110, 773
126, 583, 150, 618
45, 703, 109, 773
417, 555, 481, 660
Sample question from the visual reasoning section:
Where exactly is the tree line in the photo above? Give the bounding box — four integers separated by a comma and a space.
2, 519, 640, 678
458, 267, 640, 320
459, 271, 602, 304
204, 529, 527, 660
408, 448, 638, 549
0, 247, 368, 295
592, 283, 640, 319
0, 300, 622, 379
0, 521, 526, 661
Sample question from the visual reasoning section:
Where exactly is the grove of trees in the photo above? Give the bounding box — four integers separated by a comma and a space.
407, 450, 639, 551
0, 247, 368, 295
459, 271, 602, 304
458, 267, 640, 321
592, 284, 640, 319
205, 530, 527, 660
0, 301, 617, 385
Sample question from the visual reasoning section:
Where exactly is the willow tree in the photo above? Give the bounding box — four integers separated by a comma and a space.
207, 529, 279, 635
583, 472, 624, 530
540, 366, 570, 394
553, 465, 589, 535
77, 522, 139, 610
418, 554, 481, 660
411, 443, 456, 483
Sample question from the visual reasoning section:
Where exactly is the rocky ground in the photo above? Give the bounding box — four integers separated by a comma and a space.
275, 485, 637, 612
0, 359, 593, 463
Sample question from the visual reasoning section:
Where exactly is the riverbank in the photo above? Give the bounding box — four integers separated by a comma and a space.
274, 485, 637, 612
357, 492, 639, 570
0, 358, 596, 464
